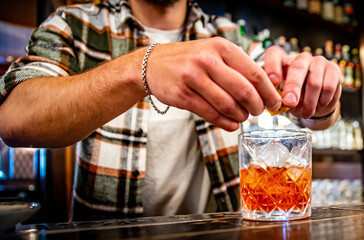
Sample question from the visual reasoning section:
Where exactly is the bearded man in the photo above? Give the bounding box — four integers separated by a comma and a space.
0, 0, 341, 220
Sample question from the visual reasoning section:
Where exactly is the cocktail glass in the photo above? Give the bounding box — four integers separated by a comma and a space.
239, 129, 312, 221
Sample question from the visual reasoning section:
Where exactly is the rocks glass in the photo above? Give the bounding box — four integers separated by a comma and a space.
239, 129, 312, 221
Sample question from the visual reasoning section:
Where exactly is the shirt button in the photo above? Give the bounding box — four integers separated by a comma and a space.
132, 170, 139, 177
137, 128, 143, 136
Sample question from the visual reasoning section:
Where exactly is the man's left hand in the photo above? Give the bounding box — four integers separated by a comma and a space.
263, 45, 342, 119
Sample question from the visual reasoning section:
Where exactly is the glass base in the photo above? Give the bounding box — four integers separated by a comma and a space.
242, 208, 311, 221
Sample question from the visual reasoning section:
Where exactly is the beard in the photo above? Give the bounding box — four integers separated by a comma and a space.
145, 0, 182, 7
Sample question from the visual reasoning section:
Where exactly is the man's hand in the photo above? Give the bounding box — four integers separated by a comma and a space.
144, 37, 282, 131
264, 45, 342, 120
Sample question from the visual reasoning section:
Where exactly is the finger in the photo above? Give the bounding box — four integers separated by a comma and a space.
176, 87, 242, 131
282, 52, 312, 108
287, 87, 305, 118
264, 46, 292, 86
186, 68, 251, 121
300, 56, 326, 118
316, 83, 341, 115
194, 59, 266, 116
319, 61, 342, 106
213, 38, 281, 111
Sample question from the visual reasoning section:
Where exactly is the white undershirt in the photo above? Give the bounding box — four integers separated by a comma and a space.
142, 25, 211, 216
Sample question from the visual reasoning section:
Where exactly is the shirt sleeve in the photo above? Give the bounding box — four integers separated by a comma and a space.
0, 7, 80, 105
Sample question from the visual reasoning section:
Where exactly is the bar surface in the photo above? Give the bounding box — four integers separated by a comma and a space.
2, 204, 364, 239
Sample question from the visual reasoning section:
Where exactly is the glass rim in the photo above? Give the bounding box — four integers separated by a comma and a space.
239, 129, 311, 139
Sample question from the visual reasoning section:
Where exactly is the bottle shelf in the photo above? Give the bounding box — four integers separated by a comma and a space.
342, 86, 361, 94
253, 0, 357, 34
313, 148, 362, 158
312, 160, 362, 179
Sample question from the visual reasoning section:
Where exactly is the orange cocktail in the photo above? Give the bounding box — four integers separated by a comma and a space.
240, 165, 311, 216
239, 130, 312, 221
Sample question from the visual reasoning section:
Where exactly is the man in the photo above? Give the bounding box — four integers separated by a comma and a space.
0, 0, 341, 220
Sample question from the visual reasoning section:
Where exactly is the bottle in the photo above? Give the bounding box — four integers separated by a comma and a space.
342, 45, 350, 62
322, 0, 335, 21
275, 36, 290, 53
334, 43, 342, 61
237, 19, 246, 36
351, 48, 360, 64
333, 0, 344, 24
344, 62, 354, 88
354, 64, 362, 89
289, 38, 300, 57
302, 46, 312, 53
297, 0, 308, 10
324, 40, 334, 60
342, 0, 354, 25
352, 48, 361, 89
262, 29, 273, 49
314, 48, 324, 56
339, 60, 347, 85
308, 0, 322, 15
224, 12, 232, 21
252, 26, 259, 42
283, 0, 295, 8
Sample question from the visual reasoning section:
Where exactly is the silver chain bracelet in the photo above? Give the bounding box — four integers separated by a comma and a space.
142, 42, 170, 115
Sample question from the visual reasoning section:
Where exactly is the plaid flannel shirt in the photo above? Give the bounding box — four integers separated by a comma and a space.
0, 0, 260, 220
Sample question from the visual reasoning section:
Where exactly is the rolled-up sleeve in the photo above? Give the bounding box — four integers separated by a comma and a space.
0, 7, 80, 104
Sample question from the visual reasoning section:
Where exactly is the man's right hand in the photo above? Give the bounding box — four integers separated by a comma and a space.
141, 37, 282, 131
0, 37, 281, 148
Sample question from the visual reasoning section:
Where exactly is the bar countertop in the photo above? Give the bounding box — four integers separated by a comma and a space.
2, 204, 364, 240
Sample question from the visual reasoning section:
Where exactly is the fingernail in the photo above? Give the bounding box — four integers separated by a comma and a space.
268, 74, 280, 85
271, 101, 281, 112
283, 93, 297, 105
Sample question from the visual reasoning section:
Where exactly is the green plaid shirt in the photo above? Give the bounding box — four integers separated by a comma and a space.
0, 0, 260, 220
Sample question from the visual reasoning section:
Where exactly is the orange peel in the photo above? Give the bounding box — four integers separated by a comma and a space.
266, 87, 290, 116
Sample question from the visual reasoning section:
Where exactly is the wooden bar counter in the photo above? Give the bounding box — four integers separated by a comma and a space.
2, 204, 364, 239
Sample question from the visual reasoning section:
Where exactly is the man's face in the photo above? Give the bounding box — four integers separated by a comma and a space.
145, 0, 182, 7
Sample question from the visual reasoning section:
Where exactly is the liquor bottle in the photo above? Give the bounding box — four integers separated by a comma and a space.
333, 0, 344, 24
297, 0, 308, 10
262, 29, 273, 49
275, 36, 290, 53
351, 48, 361, 89
345, 62, 354, 88
351, 48, 360, 64
343, 0, 355, 26
342, 45, 350, 62
283, 0, 295, 8
224, 12, 232, 21
314, 48, 323, 56
339, 60, 346, 85
354, 64, 362, 89
302, 46, 312, 53
322, 0, 335, 21
324, 40, 334, 60
237, 19, 246, 36
252, 26, 259, 42
308, 0, 322, 15
289, 38, 300, 57
334, 43, 342, 61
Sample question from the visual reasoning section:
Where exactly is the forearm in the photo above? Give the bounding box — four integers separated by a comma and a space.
300, 102, 341, 131
0, 48, 146, 148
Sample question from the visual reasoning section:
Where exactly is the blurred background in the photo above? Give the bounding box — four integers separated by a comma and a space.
0, 0, 363, 223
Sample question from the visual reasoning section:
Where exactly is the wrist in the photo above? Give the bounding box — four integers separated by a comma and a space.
305, 108, 336, 122
300, 104, 340, 131
115, 47, 148, 99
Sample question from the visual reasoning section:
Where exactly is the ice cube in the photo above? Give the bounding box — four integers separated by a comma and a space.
254, 140, 289, 167
286, 146, 308, 167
